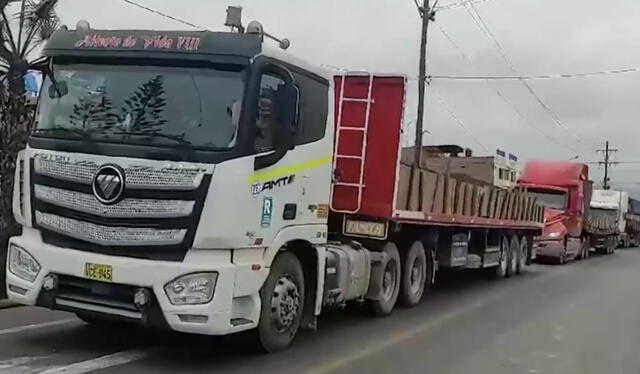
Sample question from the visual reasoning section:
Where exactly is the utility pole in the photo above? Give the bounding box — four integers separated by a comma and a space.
414, 0, 436, 167
597, 141, 618, 190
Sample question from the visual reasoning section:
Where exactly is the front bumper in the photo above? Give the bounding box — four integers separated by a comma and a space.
534, 239, 565, 259
6, 229, 261, 335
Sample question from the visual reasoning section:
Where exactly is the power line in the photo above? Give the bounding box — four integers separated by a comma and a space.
432, 86, 490, 153
119, 0, 209, 30
463, 3, 572, 131
433, 22, 581, 153
436, 0, 494, 11
596, 141, 618, 190
428, 67, 640, 80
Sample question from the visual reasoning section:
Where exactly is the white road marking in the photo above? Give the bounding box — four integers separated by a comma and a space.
35, 350, 148, 374
0, 356, 49, 370
0, 319, 78, 336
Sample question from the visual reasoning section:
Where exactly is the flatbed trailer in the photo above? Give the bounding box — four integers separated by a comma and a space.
329, 74, 543, 285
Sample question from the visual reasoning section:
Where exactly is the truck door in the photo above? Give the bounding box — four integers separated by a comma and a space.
246, 61, 332, 246
193, 59, 332, 251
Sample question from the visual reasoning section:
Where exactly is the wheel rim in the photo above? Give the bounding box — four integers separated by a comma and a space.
520, 244, 527, 267
500, 241, 508, 274
409, 257, 425, 295
270, 275, 300, 333
382, 260, 398, 301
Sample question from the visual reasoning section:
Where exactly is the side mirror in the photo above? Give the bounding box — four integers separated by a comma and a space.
254, 82, 299, 170
48, 81, 68, 99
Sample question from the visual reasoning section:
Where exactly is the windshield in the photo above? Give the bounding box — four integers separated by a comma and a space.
34, 63, 245, 149
528, 189, 568, 210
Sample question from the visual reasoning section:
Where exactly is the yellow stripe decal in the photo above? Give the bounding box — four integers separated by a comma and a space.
248, 155, 333, 184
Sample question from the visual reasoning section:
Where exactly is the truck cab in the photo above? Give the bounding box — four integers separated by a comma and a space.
518, 161, 590, 263
7, 22, 335, 350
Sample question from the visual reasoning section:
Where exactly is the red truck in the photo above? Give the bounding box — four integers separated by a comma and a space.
517, 161, 591, 263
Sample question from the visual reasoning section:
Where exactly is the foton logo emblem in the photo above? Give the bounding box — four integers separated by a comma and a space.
92, 165, 125, 205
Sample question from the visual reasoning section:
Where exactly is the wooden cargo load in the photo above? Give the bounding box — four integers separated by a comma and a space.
395, 163, 544, 227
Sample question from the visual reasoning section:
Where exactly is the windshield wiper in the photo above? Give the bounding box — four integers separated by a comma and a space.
32, 127, 95, 140
113, 131, 194, 147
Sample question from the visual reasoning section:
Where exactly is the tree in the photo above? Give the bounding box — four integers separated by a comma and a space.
121, 75, 168, 134
0, 0, 59, 298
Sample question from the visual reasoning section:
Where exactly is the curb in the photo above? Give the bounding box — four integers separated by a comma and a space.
0, 299, 19, 310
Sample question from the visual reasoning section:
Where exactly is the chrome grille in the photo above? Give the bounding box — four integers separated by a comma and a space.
35, 211, 187, 246
34, 157, 204, 190
34, 185, 195, 218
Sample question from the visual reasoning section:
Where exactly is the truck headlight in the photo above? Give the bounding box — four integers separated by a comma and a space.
8, 244, 41, 282
164, 272, 218, 305
548, 232, 561, 238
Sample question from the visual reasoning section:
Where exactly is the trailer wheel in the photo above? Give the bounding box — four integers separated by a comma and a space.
516, 236, 528, 274
254, 251, 304, 353
494, 236, 509, 279
581, 239, 590, 259
399, 240, 427, 307
369, 242, 401, 316
506, 236, 518, 277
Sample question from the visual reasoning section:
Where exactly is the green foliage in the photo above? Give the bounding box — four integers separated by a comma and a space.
0, 0, 59, 298
122, 75, 168, 134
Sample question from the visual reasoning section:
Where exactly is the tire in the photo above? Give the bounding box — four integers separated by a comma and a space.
558, 254, 565, 264
399, 240, 427, 307
369, 242, 401, 316
494, 236, 509, 279
516, 236, 528, 274
254, 251, 305, 353
506, 236, 518, 277
582, 239, 590, 259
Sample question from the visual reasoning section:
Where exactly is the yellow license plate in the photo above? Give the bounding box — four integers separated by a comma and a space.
84, 263, 113, 282
344, 219, 388, 239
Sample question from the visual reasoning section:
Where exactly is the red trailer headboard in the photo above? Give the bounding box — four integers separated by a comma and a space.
331, 74, 406, 219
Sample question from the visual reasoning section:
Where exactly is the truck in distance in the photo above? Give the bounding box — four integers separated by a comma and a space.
587, 189, 627, 253
517, 161, 591, 264
7, 16, 544, 352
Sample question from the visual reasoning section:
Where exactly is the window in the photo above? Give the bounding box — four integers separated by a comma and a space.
255, 74, 284, 153
292, 72, 328, 145
499, 168, 509, 181
528, 189, 568, 210
254, 68, 329, 153
35, 63, 245, 149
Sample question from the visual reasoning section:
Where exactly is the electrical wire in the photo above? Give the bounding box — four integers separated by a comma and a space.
428, 67, 640, 80
431, 87, 490, 153
462, 2, 586, 144
434, 22, 580, 153
119, 0, 209, 30
436, 0, 494, 11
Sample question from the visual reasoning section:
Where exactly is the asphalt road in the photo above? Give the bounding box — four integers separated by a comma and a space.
1, 248, 639, 374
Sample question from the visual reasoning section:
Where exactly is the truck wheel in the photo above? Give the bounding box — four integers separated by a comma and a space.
506, 236, 518, 277
516, 236, 528, 274
369, 242, 401, 316
581, 239, 590, 259
255, 251, 304, 353
494, 236, 509, 279
399, 240, 427, 307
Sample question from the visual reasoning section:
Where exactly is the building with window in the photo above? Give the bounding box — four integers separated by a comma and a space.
401, 146, 520, 190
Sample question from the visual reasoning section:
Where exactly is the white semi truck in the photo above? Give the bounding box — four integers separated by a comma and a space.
589, 189, 628, 250
6, 19, 544, 352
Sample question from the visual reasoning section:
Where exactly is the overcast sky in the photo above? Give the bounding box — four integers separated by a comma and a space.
53, 0, 640, 196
